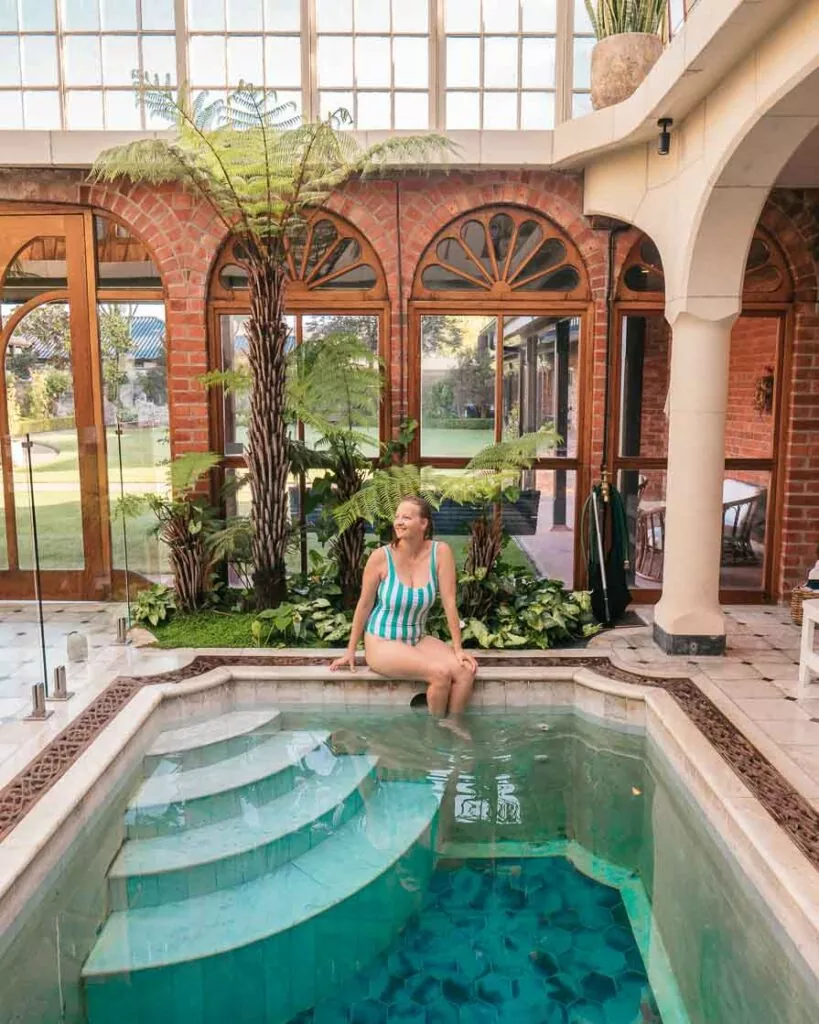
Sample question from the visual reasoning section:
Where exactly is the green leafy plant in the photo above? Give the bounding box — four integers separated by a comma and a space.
584, 0, 667, 39
133, 583, 176, 627
251, 597, 351, 647
116, 451, 221, 612
92, 79, 450, 610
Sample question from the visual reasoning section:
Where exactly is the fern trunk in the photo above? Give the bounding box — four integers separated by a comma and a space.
246, 255, 291, 609
334, 448, 366, 610
161, 516, 210, 612
463, 508, 504, 618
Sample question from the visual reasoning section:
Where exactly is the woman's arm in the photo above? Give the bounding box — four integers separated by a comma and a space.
330, 548, 384, 671
437, 542, 477, 673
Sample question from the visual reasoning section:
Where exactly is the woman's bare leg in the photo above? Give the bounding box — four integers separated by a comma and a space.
364, 635, 454, 716
415, 636, 476, 716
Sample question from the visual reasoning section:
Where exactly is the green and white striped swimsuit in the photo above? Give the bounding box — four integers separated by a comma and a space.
366, 543, 438, 645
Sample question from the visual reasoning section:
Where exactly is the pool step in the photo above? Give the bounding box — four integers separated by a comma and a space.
84, 782, 440, 1024
145, 709, 282, 770
108, 754, 379, 909
125, 730, 330, 838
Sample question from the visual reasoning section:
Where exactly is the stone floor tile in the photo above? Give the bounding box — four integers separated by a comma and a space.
733, 698, 811, 722
756, 719, 819, 746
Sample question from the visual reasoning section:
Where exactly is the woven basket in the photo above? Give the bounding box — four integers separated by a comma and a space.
791, 586, 819, 626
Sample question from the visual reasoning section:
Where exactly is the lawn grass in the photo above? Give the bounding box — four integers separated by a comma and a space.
152, 610, 257, 649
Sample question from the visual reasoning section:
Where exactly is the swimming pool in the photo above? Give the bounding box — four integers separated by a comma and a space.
2, 698, 819, 1024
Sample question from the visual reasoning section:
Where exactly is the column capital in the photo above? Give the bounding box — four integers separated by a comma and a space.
664, 298, 740, 329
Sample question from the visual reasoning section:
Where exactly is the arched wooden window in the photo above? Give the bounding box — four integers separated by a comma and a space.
0, 210, 167, 601
616, 228, 793, 303
413, 207, 589, 301
209, 210, 386, 303
208, 210, 388, 465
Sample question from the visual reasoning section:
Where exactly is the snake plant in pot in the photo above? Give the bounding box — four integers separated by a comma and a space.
584, 0, 667, 110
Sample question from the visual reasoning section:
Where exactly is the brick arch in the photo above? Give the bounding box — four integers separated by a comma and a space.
84, 181, 227, 456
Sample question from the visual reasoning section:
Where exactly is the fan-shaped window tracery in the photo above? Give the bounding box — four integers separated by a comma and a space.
211, 212, 384, 300
414, 207, 588, 300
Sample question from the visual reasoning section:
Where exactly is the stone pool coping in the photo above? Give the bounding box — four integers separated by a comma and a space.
2, 648, 819, 976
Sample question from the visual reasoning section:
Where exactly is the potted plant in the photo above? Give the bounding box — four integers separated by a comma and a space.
584, 0, 667, 110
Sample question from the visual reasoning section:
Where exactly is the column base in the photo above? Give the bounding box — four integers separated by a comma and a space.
653, 622, 726, 656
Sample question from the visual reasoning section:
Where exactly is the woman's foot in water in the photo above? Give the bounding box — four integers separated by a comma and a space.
437, 716, 472, 742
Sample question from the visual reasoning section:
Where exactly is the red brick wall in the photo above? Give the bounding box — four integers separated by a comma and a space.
639, 316, 670, 461
725, 316, 777, 459
1, 169, 814, 600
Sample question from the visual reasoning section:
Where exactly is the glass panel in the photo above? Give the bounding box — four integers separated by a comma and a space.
142, 36, 177, 82
421, 264, 483, 291
421, 315, 496, 457
62, 0, 100, 30
484, 37, 518, 89
316, 0, 351, 31
0, 91, 23, 129
720, 469, 769, 592
356, 91, 390, 129
392, 0, 426, 32
489, 213, 515, 267
573, 36, 594, 90
522, 38, 555, 88
320, 91, 354, 121
572, 91, 592, 118
188, 0, 225, 30
263, 0, 300, 31
20, 0, 56, 30
502, 315, 579, 458
227, 37, 264, 87
5, 301, 85, 570
618, 314, 669, 460
484, 0, 517, 32
3, 237, 68, 302
436, 237, 482, 280
461, 219, 493, 276
446, 37, 480, 88
66, 90, 104, 130
393, 37, 427, 89
445, 91, 479, 129
189, 36, 226, 86
313, 265, 377, 289
508, 220, 542, 276
483, 91, 516, 129
141, 0, 175, 29
619, 467, 667, 590
394, 91, 428, 129
102, 36, 140, 87
507, 469, 576, 586
354, 0, 389, 32
0, 0, 18, 30
104, 90, 141, 129
264, 37, 301, 87
573, 0, 593, 33
318, 36, 353, 88
516, 265, 579, 291
445, 0, 479, 32
95, 215, 162, 288
522, 0, 556, 31
512, 236, 565, 281
726, 315, 779, 460
23, 92, 61, 130
102, 0, 138, 30
227, 0, 262, 30
100, 301, 170, 579
0, 38, 21, 87
21, 37, 59, 87
301, 314, 379, 455
354, 35, 393, 87
0, 435, 8, 570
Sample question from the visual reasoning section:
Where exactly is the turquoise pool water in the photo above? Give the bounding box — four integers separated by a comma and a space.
2, 707, 819, 1024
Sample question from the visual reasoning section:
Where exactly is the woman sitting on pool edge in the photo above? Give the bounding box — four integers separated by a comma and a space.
330, 496, 478, 719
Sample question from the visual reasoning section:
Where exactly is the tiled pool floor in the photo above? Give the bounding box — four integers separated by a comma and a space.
297, 857, 662, 1024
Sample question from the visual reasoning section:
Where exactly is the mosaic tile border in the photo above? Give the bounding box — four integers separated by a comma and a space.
2, 653, 819, 872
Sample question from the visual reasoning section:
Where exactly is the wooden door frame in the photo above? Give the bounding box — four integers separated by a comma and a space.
0, 211, 112, 600
408, 300, 596, 591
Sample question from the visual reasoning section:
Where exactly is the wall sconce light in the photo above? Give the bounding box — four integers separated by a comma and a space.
657, 118, 673, 156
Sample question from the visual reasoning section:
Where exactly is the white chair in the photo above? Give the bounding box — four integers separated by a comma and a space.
798, 598, 819, 698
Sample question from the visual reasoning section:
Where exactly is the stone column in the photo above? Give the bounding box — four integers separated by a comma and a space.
653, 311, 736, 655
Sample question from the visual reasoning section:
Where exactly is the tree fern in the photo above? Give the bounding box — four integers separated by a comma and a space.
91, 77, 452, 608
584, 0, 667, 39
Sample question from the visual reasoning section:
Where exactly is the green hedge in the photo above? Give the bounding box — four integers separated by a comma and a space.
13, 415, 75, 435
422, 417, 494, 431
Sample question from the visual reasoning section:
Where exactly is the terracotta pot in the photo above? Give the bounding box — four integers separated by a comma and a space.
590, 32, 664, 110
